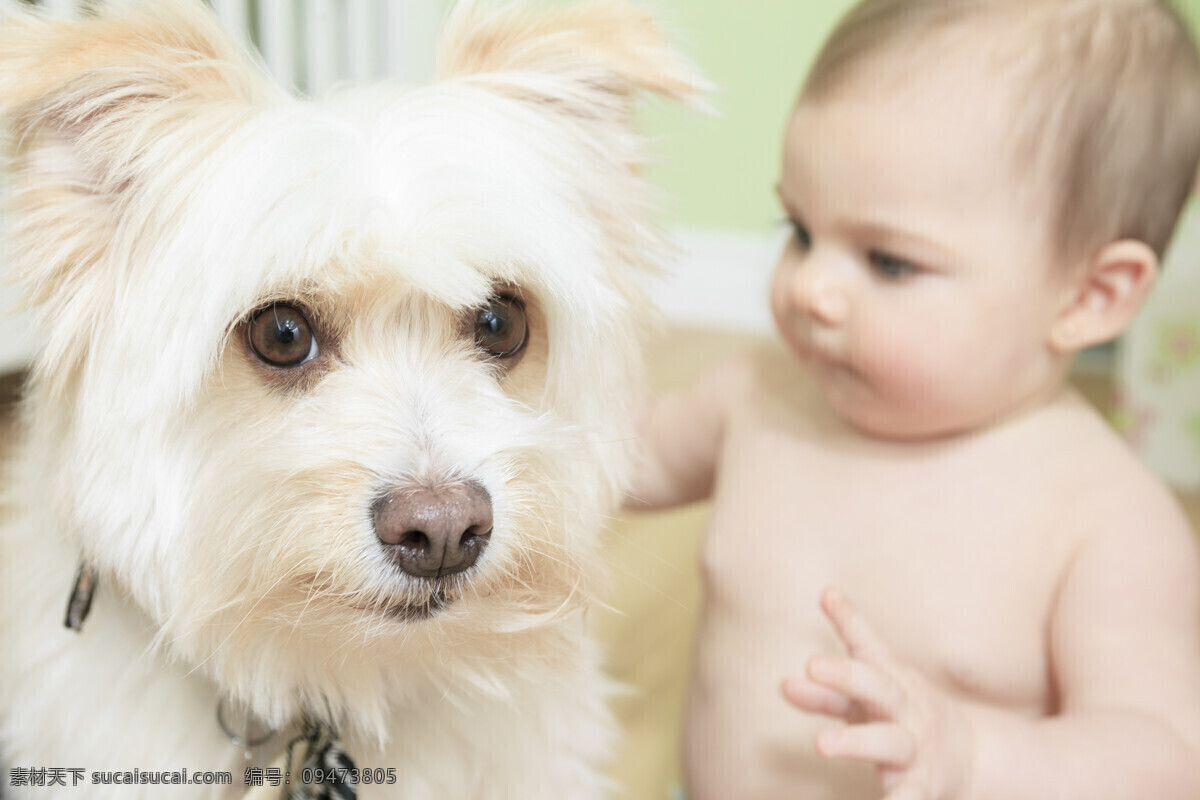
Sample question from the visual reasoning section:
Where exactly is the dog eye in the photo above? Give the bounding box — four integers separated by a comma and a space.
248, 304, 318, 367
473, 294, 527, 360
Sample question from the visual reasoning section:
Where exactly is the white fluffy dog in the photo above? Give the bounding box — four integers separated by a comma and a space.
0, 1, 704, 797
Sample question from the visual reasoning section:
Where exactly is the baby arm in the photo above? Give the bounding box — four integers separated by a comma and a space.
625, 356, 749, 510
784, 512, 1200, 800
964, 508, 1200, 799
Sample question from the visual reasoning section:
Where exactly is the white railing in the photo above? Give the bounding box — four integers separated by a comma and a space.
29, 0, 444, 92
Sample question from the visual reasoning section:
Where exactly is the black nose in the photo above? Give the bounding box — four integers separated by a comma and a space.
372, 482, 493, 578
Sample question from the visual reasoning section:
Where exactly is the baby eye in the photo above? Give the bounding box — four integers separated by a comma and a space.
788, 219, 813, 250
473, 293, 528, 360
868, 251, 919, 280
248, 303, 318, 367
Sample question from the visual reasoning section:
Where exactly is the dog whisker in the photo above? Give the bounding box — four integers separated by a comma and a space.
286, 542, 346, 639
176, 565, 300, 677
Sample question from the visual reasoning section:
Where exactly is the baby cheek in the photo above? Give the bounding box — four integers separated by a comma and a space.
880, 328, 1027, 427
854, 321, 947, 404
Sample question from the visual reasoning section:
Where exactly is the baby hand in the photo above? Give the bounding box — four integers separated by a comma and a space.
781, 588, 975, 800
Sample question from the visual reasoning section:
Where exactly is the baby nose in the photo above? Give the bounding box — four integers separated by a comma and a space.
373, 482, 493, 578
789, 257, 849, 326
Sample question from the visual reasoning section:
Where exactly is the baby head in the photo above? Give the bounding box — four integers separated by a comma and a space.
772, 0, 1200, 439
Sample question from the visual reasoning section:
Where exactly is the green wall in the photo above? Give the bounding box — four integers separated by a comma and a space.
638, 0, 1200, 235
643, 2, 851, 235
437, 0, 1200, 236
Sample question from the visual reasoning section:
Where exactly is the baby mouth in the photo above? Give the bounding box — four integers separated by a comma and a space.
795, 340, 840, 368
785, 323, 840, 367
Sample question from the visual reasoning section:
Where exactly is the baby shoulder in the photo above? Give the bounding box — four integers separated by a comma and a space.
1028, 400, 1198, 612
1068, 414, 1195, 539
1058, 442, 1200, 631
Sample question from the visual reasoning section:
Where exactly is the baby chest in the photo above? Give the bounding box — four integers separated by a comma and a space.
703, 416, 1061, 712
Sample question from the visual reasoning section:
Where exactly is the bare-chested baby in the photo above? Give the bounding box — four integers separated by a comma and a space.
630, 1, 1200, 797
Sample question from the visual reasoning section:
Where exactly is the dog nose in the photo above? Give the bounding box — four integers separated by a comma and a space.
373, 482, 493, 578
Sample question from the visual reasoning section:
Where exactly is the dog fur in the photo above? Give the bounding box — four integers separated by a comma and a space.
0, 1, 706, 797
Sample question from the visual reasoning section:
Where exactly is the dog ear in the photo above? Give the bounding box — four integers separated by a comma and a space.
436, 0, 712, 131
0, 0, 272, 307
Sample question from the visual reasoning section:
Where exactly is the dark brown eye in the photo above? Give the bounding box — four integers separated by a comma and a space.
473, 294, 527, 359
248, 304, 317, 367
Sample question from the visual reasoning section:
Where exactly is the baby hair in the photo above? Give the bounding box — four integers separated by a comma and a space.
801, 0, 1200, 264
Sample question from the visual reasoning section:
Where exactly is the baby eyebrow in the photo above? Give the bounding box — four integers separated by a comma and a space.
775, 183, 954, 265
849, 221, 955, 264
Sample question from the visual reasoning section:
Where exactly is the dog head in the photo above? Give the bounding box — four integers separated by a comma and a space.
0, 0, 706, 732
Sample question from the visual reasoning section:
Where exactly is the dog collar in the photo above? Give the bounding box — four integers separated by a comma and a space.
215, 698, 359, 799
281, 722, 359, 800
217, 697, 277, 750
65, 562, 359, 799
64, 561, 97, 631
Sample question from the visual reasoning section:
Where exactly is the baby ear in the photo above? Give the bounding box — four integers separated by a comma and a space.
1049, 240, 1159, 352
436, 0, 712, 131
0, 0, 271, 306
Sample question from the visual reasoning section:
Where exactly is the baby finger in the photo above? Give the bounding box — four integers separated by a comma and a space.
820, 587, 894, 665
780, 676, 857, 720
807, 655, 905, 719
815, 722, 916, 768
